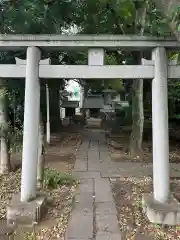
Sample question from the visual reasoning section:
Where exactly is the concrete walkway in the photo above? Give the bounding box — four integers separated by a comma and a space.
65, 130, 122, 240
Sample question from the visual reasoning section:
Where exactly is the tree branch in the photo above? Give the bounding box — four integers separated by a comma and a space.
153, 0, 180, 41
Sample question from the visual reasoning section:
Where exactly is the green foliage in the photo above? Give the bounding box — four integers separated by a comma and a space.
72, 0, 171, 36
44, 168, 76, 189
0, 0, 75, 34
0, 0, 179, 134
168, 80, 180, 120
167, 4, 180, 25
174, 114, 180, 119
9, 126, 23, 153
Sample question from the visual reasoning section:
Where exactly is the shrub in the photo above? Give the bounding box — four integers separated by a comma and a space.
44, 168, 75, 189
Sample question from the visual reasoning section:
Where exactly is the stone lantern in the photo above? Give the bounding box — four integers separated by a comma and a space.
102, 88, 115, 105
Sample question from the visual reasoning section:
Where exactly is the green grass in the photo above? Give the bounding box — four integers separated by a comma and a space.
44, 168, 76, 189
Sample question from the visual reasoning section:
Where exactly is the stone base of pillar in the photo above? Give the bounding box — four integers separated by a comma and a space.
6, 192, 47, 226
142, 193, 180, 225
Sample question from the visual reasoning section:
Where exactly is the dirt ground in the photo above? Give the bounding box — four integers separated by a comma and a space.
108, 128, 180, 239
108, 128, 180, 163
111, 177, 180, 240
0, 131, 82, 240
45, 132, 82, 171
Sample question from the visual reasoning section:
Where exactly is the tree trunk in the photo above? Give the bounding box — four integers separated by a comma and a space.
0, 80, 11, 174
37, 112, 45, 189
129, 76, 144, 159
50, 87, 60, 132
153, 0, 180, 42
129, 3, 148, 159
82, 84, 88, 122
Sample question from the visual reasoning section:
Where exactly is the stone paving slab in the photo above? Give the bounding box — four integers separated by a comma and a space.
98, 144, 107, 149
76, 149, 88, 155
94, 178, 114, 202
74, 159, 87, 171
100, 162, 152, 178
66, 239, 92, 240
99, 151, 110, 162
96, 214, 120, 234
88, 151, 99, 162
96, 202, 117, 215
96, 233, 122, 240
65, 212, 93, 239
88, 162, 101, 172
89, 139, 99, 145
101, 170, 152, 178
75, 152, 87, 158
65, 130, 123, 240
67, 239, 93, 240
75, 193, 93, 214
73, 171, 101, 179
79, 140, 89, 147
101, 172, 122, 178
84, 128, 106, 133
89, 141, 99, 147
100, 163, 180, 178
79, 178, 94, 193
101, 162, 144, 169
65, 179, 93, 239
99, 148, 109, 153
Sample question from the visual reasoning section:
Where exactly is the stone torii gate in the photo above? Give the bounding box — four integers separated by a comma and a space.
2, 35, 180, 225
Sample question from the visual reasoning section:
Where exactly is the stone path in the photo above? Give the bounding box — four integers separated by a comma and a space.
65, 130, 122, 240
64, 129, 180, 240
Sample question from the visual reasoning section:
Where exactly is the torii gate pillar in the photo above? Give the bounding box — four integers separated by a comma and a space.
141, 48, 180, 226
142, 48, 169, 205
152, 47, 169, 203
21, 47, 41, 202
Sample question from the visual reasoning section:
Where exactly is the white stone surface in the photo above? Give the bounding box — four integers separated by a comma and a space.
60, 108, 65, 119
0, 34, 179, 50
152, 47, 169, 203
15, 57, 51, 65
16, 58, 51, 145
79, 85, 84, 109
0, 64, 179, 79
46, 84, 50, 144
88, 48, 104, 66
20, 47, 41, 202
0, 64, 154, 79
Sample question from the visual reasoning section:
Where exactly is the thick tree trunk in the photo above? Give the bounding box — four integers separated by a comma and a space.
129, 77, 144, 159
129, 3, 148, 159
37, 112, 45, 189
0, 80, 11, 174
153, 0, 180, 41
50, 87, 60, 132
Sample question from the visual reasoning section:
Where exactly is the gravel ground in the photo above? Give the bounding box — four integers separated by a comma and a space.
0, 170, 77, 239
0, 132, 82, 239
27, 183, 77, 240
111, 177, 180, 240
